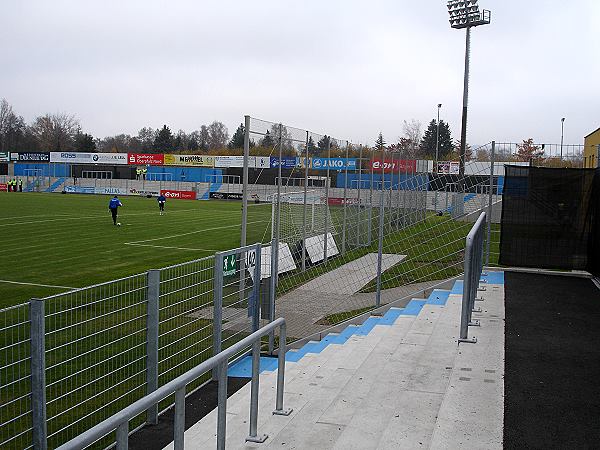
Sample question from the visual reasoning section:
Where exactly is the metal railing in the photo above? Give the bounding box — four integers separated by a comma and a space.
56, 318, 291, 450
459, 212, 486, 343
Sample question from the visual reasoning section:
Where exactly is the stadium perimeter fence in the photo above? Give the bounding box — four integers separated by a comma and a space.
1, 128, 504, 448
0, 249, 268, 449
243, 117, 503, 343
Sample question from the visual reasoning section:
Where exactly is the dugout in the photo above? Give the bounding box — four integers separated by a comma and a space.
0, 163, 7, 175
499, 165, 599, 275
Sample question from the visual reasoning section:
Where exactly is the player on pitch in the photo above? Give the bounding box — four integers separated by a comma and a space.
157, 193, 166, 215
108, 195, 123, 225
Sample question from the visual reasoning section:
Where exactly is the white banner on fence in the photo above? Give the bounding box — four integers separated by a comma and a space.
246, 243, 297, 281
305, 232, 339, 264
50, 152, 129, 165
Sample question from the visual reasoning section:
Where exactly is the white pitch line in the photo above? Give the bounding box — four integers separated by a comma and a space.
125, 220, 268, 245
125, 243, 218, 252
0, 208, 205, 227
0, 279, 75, 289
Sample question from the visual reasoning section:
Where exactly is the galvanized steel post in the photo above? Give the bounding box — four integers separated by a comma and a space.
30, 298, 48, 450
246, 339, 267, 443
146, 269, 160, 424
375, 148, 386, 308
216, 361, 228, 450
212, 253, 224, 380
323, 139, 331, 263
486, 141, 495, 266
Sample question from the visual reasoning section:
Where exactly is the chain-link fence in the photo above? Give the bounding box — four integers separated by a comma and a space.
240, 117, 501, 343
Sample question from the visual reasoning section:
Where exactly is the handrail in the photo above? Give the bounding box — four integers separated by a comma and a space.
459, 212, 486, 343
57, 318, 291, 450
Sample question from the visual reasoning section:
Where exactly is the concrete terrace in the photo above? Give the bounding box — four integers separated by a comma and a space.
164, 271, 505, 449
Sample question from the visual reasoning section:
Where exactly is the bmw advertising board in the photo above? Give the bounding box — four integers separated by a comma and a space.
50, 152, 128, 165
311, 158, 357, 171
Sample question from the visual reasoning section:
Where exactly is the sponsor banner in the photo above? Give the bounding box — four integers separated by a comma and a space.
160, 189, 196, 200
311, 158, 357, 171
94, 187, 127, 196
128, 153, 164, 166
11, 152, 50, 162
163, 154, 214, 167
64, 185, 96, 194
327, 197, 362, 206
209, 192, 243, 200
0, 183, 7, 191
369, 159, 417, 173
0, 152, 10, 162
214, 155, 245, 168
436, 161, 460, 174
129, 188, 159, 197
50, 152, 128, 165
255, 156, 270, 168
270, 156, 297, 169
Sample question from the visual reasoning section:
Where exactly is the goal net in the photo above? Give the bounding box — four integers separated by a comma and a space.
271, 190, 337, 242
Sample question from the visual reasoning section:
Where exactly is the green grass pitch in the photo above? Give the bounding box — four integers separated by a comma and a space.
0, 192, 272, 308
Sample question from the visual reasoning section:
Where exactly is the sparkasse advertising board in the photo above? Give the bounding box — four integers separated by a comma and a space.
50, 152, 128, 165
128, 153, 165, 166
160, 189, 196, 200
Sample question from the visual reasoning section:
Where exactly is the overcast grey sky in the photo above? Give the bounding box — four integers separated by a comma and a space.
1, 0, 598, 147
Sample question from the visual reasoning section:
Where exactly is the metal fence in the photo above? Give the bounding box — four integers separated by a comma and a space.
459, 212, 486, 344
0, 244, 272, 449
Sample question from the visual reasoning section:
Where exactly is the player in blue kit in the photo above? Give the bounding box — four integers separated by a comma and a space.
157, 194, 166, 215
108, 195, 123, 225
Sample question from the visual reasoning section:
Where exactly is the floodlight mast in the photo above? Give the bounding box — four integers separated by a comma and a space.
447, 0, 491, 215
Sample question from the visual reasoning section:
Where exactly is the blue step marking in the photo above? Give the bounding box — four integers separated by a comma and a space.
228, 298, 437, 377
427, 290, 451, 305
481, 271, 504, 284
228, 356, 278, 377
451, 280, 464, 295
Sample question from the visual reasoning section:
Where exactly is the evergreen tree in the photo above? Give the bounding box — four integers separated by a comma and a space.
228, 123, 245, 149
375, 132, 386, 151
419, 119, 453, 159
75, 133, 96, 152
307, 136, 317, 156
260, 130, 274, 148
153, 125, 173, 152
318, 135, 331, 152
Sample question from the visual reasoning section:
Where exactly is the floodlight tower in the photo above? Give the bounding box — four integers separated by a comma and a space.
447, 0, 491, 214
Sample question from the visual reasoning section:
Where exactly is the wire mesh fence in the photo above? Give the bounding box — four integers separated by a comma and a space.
0, 303, 32, 450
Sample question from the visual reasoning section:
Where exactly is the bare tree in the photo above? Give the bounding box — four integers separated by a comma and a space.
401, 119, 422, 158
30, 112, 81, 151
0, 99, 28, 152
207, 121, 229, 150
198, 125, 209, 151
137, 127, 156, 152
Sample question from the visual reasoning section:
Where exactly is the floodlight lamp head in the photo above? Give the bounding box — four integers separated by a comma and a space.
438, 103, 442, 108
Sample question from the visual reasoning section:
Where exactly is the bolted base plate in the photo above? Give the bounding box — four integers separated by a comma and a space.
469, 320, 481, 327
472, 307, 482, 313
475, 297, 484, 302
459, 337, 477, 344
273, 408, 293, 416
246, 434, 268, 443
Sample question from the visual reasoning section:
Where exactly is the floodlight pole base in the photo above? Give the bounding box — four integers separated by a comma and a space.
273, 408, 293, 416
246, 434, 268, 443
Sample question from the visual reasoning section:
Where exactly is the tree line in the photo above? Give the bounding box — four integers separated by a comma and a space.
0, 98, 548, 163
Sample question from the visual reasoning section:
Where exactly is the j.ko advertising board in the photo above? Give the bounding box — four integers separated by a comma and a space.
50, 152, 128, 165
311, 158, 357, 171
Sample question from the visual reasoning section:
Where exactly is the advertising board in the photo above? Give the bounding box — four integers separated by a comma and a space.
163, 154, 214, 167
11, 152, 50, 162
127, 153, 164, 166
0, 183, 7, 191
50, 152, 128, 165
270, 157, 297, 169
311, 158, 357, 171
436, 161, 460, 174
214, 156, 245, 168
160, 189, 196, 200
369, 159, 417, 173
0, 152, 8, 162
